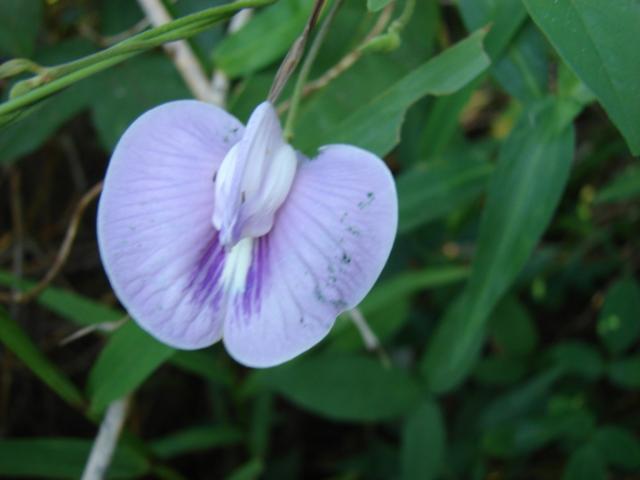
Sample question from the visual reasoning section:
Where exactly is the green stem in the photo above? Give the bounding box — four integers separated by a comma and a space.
282, 0, 343, 141
0, 0, 275, 125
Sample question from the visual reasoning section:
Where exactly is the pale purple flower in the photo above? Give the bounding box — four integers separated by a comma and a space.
97, 100, 397, 367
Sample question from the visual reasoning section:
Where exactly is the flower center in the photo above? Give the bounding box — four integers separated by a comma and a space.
212, 102, 297, 249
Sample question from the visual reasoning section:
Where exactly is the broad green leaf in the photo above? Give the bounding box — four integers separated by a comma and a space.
597, 278, 640, 354
482, 416, 558, 458
524, 0, 640, 154
493, 23, 548, 103
397, 159, 493, 234
595, 165, 640, 204
473, 356, 527, 386
479, 368, 564, 429
421, 99, 575, 393
259, 353, 421, 421
225, 458, 264, 480
329, 267, 469, 350
91, 53, 191, 151
0, 0, 43, 57
459, 0, 528, 58
417, 81, 477, 161
563, 444, 607, 480
401, 401, 446, 480
0, 307, 84, 409
367, 0, 393, 12
87, 321, 174, 414
548, 341, 603, 381
489, 295, 538, 357
170, 349, 235, 386
294, 0, 438, 149
0, 437, 149, 479
213, 0, 312, 77
593, 425, 640, 470
608, 355, 640, 389
299, 29, 490, 156
151, 425, 244, 459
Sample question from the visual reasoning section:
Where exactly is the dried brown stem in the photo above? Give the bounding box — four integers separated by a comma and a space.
268, 0, 327, 103
0, 181, 103, 304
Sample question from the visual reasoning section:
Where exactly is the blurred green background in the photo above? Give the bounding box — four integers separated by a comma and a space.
1, 0, 639, 478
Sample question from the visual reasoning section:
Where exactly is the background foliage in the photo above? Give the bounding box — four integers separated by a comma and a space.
1, 0, 640, 478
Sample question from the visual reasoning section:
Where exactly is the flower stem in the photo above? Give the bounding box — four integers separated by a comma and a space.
282, 0, 343, 141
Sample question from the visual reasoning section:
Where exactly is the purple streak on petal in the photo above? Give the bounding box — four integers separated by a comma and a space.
187, 232, 226, 308
98, 100, 243, 350
223, 144, 398, 368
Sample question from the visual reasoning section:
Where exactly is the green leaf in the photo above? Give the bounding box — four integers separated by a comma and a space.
563, 444, 607, 480
170, 349, 235, 386
329, 267, 469, 350
91, 53, 191, 151
597, 278, 640, 355
421, 99, 575, 393
489, 295, 539, 357
0, 0, 43, 57
0, 437, 149, 479
225, 458, 263, 480
596, 165, 640, 204
397, 159, 494, 234
417, 81, 478, 161
0, 270, 123, 326
401, 401, 446, 480
524, 0, 640, 154
473, 356, 527, 386
0, 307, 85, 409
213, 0, 312, 77
87, 321, 174, 414
479, 368, 564, 429
367, 0, 393, 12
151, 425, 244, 459
259, 353, 421, 421
593, 425, 640, 470
548, 341, 604, 381
493, 22, 548, 103
299, 29, 491, 156
608, 355, 640, 389
459, 0, 528, 59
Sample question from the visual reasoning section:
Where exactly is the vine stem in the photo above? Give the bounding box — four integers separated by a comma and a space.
0, 0, 274, 123
282, 0, 343, 140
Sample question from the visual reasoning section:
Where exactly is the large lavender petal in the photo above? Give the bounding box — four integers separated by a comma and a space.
97, 100, 243, 349
223, 145, 398, 367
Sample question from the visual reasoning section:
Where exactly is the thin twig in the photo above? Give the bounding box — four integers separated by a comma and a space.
137, 0, 215, 102
267, 0, 327, 103
81, 397, 130, 480
277, 2, 394, 114
0, 181, 103, 304
59, 316, 128, 346
348, 308, 391, 368
210, 9, 254, 107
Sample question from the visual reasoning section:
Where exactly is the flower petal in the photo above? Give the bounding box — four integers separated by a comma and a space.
97, 100, 244, 349
223, 145, 398, 367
